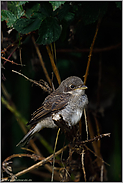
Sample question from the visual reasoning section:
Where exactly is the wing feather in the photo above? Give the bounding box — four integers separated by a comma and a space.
27, 93, 70, 126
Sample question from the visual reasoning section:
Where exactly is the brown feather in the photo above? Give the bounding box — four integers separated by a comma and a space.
27, 93, 71, 126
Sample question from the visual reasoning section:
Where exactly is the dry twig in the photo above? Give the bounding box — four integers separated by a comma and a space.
84, 145, 110, 167
46, 44, 61, 85
51, 128, 61, 181
9, 145, 68, 181
1, 57, 25, 66
1, 37, 23, 54
7, 46, 18, 60
78, 133, 111, 146
100, 163, 104, 182
12, 70, 52, 94
84, 18, 101, 85
81, 149, 86, 181
56, 43, 121, 53
84, 108, 88, 140
2, 153, 44, 176
32, 36, 52, 87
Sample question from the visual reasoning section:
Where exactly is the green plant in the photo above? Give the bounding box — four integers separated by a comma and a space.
1, 1, 111, 45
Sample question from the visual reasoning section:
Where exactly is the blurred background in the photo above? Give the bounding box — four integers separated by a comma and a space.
1, 1, 121, 181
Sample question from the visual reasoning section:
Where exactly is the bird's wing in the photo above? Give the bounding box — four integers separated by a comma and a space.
27, 93, 70, 126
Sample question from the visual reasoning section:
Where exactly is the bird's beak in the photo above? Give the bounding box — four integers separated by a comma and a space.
79, 85, 88, 90
74, 85, 88, 91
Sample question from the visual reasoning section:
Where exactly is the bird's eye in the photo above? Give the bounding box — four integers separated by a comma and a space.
70, 84, 75, 89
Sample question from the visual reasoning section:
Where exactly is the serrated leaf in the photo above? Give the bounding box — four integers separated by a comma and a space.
7, 1, 23, 17
49, 1, 65, 11
6, 1, 25, 23
13, 15, 42, 34
1, 10, 17, 27
37, 17, 62, 45
115, 2, 121, 10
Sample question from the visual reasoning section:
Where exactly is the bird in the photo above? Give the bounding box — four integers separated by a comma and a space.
16, 76, 88, 146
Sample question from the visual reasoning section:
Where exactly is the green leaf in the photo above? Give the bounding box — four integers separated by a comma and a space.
1, 10, 8, 21
37, 17, 62, 45
49, 1, 65, 11
7, 1, 18, 14
13, 14, 43, 34
115, 2, 121, 10
7, 1, 24, 18
1, 10, 17, 27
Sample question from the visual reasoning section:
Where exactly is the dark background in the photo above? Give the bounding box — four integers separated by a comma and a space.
1, 1, 122, 181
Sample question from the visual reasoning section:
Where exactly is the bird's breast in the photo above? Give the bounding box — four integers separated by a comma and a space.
71, 108, 82, 125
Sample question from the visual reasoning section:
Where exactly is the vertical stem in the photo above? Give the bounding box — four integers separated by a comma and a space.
32, 36, 52, 87
84, 18, 101, 85
84, 108, 88, 140
51, 128, 61, 181
46, 45, 61, 85
81, 149, 86, 181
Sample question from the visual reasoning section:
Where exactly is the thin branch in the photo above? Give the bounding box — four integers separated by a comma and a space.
7, 46, 18, 60
84, 145, 110, 167
2, 153, 44, 176
19, 47, 23, 65
32, 36, 52, 87
1, 57, 25, 66
12, 70, 52, 94
56, 43, 121, 53
100, 164, 104, 182
3, 153, 43, 163
84, 18, 101, 85
51, 128, 61, 181
78, 133, 111, 145
1, 38, 20, 54
46, 44, 61, 85
21, 147, 35, 154
10, 145, 68, 181
84, 108, 88, 140
81, 149, 86, 182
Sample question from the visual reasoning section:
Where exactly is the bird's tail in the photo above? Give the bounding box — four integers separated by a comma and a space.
16, 125, 37, 147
